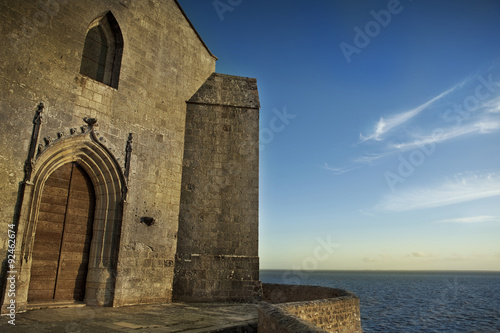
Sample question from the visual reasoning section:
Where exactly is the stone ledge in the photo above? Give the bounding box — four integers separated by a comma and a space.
258, 284, 363, 333
258, 301, 329, 333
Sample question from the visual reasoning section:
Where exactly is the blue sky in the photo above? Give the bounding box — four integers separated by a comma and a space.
178, 0, 500, 271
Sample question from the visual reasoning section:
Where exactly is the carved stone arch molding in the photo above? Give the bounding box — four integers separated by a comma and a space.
10, 128, 127, 311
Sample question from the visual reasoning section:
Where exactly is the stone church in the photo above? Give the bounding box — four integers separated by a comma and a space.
0, 0, 260, 313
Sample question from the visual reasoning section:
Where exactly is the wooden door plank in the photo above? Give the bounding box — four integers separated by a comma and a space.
28, 164, 71, 303
37, 211, 66, 224
54, 163, 95, 301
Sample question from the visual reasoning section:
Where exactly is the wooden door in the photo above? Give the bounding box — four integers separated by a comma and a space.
28, 162, 95, 302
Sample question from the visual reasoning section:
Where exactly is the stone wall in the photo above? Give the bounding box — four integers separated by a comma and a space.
258, 302, 329, 333
173, 73, 260, 302
0, 0, 216, 310
259, 284, 363, 333
263, 283, 353, 304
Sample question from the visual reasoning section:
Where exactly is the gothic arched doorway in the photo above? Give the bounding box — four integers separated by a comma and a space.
28, 162, 95, 303
0, 128, 128, 313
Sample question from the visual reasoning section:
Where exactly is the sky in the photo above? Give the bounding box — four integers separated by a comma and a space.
178, 0, 500, 271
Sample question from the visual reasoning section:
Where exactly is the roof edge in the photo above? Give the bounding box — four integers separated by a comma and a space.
174, 0, 218, 60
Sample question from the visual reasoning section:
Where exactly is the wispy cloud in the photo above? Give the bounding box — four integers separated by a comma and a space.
410, 252, 436, 258
362, 257, 378, 263
378, 171, 500, 211
358, 209, 376, 217
363, 254, 392, 263
322, 151, 394, 176
482, 94, 500, 113
434, 215, 497, 224
321, 162, 360, 175
390, 120, 500, 151
352, 151, 395, 164
327, 118, 499, 176
326, 75, 497, 177
359, 82, 464, 143
445, 253, 474, 261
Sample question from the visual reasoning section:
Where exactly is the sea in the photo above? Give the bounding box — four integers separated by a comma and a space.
260, 270, 500, 333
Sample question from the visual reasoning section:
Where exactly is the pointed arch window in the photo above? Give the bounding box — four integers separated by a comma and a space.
80, 12, 123, 88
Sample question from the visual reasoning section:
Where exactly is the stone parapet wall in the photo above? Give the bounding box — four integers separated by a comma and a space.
263, 283, 353, 304
258, 302, 329, 333
281, 297, 362, 333
259, 284, 363, 333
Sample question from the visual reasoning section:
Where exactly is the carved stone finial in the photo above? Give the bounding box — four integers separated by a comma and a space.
124, 132, 133, 182
83, 116, 98, 129
126, 133, 133, 152
121, 185, 128, 201
33, 103, 44, 125
57, 131, 64, 139
24, 160, 34, 178
70, 128, 77, 135
43, 136, 52, 145
24, 103, 45, 183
